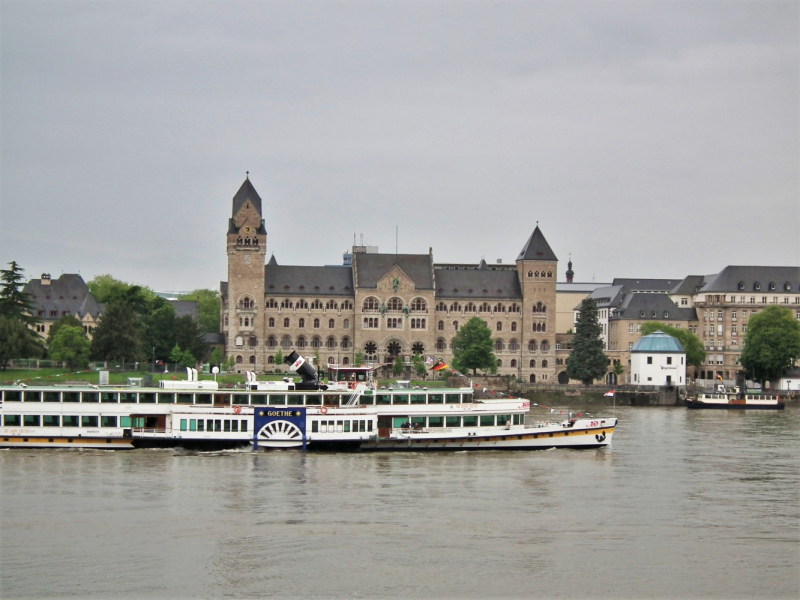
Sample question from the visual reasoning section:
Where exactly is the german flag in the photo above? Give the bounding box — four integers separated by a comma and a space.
430, 359, 449, 372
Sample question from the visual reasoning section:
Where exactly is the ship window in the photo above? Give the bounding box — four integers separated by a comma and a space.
411, 394, 426, 404
3, 391, 21, 402
344, 421, 351, 433
428, 394, 443, 404
287, 395, 304, 406
101, 416, 118, 428
498, 415, 511, 426
176, 394, 193, 404
480, 415, 495, 427
392, 395, 409, 405
196, 420, 204, 432
43, 415, 60, 427
81, 392, 99, 403
224, 420, 231, 432
180, 419, 188, 432
158, 393, 174, 404
101, 393, 118, 403
62, 415, 79, 427
446, 416, 460, 427
23, 415, 40, 427
139, 393, 156, 403
196, 394, 212, 404
462, 415, 478, 427
429, 416, 444, 428
306, 395, 322, 406
312, 421, 319, 433
241, 421, 247, 433
120, 393, 137, 403
446, 394, 461, 404
376, 395, 392, 405
81, 416, 98, 427
189, 419, 197, 432
268, 395, 286, 405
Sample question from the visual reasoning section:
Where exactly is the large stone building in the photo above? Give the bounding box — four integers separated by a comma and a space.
220, 177, 561, 382
22, 273, 104, 339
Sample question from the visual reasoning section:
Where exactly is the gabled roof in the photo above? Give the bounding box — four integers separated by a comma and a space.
23, 274, 97, 317
516, 226, 557, 262
353, 253, 434, 289
698, 266, 800, 293
232, 177, 262, 217
435, 269, 522, 299
584, 285, 627, 309
669, 275, 707, 295
77, 294, 103, 318
265, 265, 354, 296
612, 293, 696, 321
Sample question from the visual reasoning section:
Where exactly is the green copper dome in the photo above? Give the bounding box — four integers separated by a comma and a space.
631, 330, 685, 353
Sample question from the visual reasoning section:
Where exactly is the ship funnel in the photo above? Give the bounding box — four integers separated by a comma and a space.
284, 351, 327, 391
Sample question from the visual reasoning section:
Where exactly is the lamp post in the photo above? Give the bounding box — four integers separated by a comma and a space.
152, 347, 155, 374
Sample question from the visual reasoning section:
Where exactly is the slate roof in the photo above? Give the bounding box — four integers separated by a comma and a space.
516, 226, 558, 262
612, 293, 696, 321
435, 269, 522, 299
23, 274, 102, 319
632, 331, 685, 353
586, 285, 627, 308
611, 278, 683, 292
353, 253, 434, 289
232, 177, 262, 217
265, 265, 354, 296
669, 275, 707, 295
170, 300, 199, 320
698, 266, 800, 293
204, 333, 225, 345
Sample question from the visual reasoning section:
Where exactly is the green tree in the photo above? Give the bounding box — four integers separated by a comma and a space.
641, 322, 706, 367
274, 349, 284, 370
175, 315, 207, 362
49, 325, 92, 369
452, 317, 497, 375
91, 301, 145, 362
0, 315, 44, 370
46, 315, 84, 350
392, 355, 405, 376
88, 275, 156, 307
565, 298, 608, 385
209, 347, 224, 367
178, 289, 221, 333
143, 298, 177, 361
0, 261, 39, 326
354, 350, 364, 366
170, 344, 184, 364
740, 306, 800, 383
412, 353, 427, 378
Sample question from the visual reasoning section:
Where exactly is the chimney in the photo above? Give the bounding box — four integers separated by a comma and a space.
41, 273, 51, 286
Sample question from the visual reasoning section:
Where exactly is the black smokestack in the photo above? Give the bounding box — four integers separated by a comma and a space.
284, 351, 327, 390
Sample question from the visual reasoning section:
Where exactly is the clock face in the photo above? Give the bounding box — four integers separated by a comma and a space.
244, 226, 252, 234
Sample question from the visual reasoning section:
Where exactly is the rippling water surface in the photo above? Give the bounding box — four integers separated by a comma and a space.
1, 406, 798, 599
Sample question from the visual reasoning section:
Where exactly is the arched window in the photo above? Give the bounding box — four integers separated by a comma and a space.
235, 336, 243, 347
328, 356, 336, 364
343, 319, 350, 329
387, 297, 403, 311
436, 302, 447, 311
328, 318, 335, 328
249, 336, 257, 347
283, 318, 290, 328
510, 359, 517, 368
494, 303, 505, 313
244, 317, 249, 327
313, 318, 320, 328
267, 356, 274, 364
465, 302, 476, 312
541, 359, 548, 368
528, 271, 533, 278
528, 340, 537, 352
312, 336, 322, 348
453, 321, 459, 331
509, 303, 519, 313
496, 322, 503, 331
534, 271, 539, 278
267, 336, 277, 348
296, 336, 306, 348
363, 297, 379, 311
529, 374, 536, 383
326, 337, 336, 349
387, 341, 402, 356
412, 342, 424, 355
268, 317, 275, 327
450, 303, 461, 312
541, 341, 550, 352
365, 341, 377, 355
298, 318, 305, 328
281, 336, 292, 349
239, 296, 254, 309
438, 320, 444, 331
495, 339, 504, 351
530, 359, 536, 368
508, 339, 518, 351
341, 336, 350, 349
249, 355, 256, 364
497, 359, 503, 367
342, 357, 350, 365
281, 299, 293, 309
411, 298, 426, 312
239, 317, 243, 326
224, 315, 229, 327
310, 300, 323, 310
266, 298, 278, 308
236, 355, 243, 364
479, 302, 490, 313
341, 300, 353, 310
295, 299, 307, 309
510, 321, 517, 332
533, 302, 546, 314
436, 338, 446, 351
326, 300, 338, 310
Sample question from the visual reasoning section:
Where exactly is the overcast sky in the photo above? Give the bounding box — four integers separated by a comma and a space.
1, 0, 797, 293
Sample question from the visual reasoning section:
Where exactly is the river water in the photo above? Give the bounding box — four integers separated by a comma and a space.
1, 405, 798, 599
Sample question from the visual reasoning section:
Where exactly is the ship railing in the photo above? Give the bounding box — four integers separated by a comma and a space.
132, 428, 169, 436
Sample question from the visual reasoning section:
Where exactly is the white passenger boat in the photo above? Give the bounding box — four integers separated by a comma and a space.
686, 384, 785, 410
1, 352, 617, 451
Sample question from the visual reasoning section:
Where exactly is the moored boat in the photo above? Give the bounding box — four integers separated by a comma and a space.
686, 384, 785, 410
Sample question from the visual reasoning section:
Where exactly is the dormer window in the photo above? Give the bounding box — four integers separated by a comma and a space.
768, 282, 776, 290
738, 281, 745, 290
785, 282, 792, 291
640, 311, 646, 317
754, 282, 761, 291
652, 311, 657, 317
664, 311, 669, 318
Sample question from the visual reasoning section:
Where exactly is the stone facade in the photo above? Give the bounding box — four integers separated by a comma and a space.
220, 178, 562, 382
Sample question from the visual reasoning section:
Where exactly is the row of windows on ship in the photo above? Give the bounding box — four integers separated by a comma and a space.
234, 298, 548, 315
2, 390, 476, 405
1, 414, 248, 433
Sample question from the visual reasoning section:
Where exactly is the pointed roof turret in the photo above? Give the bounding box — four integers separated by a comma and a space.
477, 258, 488, 270
232, 176, 262, 217
516, 225, 558, 262
267, 254, 278, 266
566, 254, 574, 282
